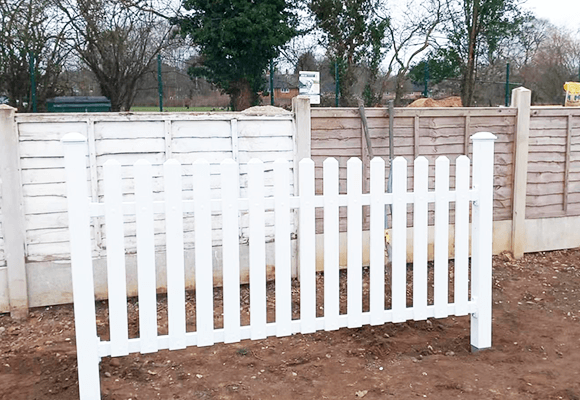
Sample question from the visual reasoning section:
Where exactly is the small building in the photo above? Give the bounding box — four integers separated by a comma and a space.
261, 73, 299, 107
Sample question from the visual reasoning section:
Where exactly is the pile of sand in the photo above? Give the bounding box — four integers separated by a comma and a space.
408, 96, 463, 107
241, 105, 292, 115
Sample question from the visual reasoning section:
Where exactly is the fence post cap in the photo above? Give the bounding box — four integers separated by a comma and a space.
470, 132, 497, 142
61, 132, 87, 143
0, 104, 17, 112
512, 86, 531, 93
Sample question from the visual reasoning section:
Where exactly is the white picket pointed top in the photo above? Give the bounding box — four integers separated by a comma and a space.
415, 155, 428, 163
393, 156, 407, 167
134, 159, 151, 166
456, 154, 470, 162
164, 158, 180, 166
61, 132, 87, 143
299, 158, 314, 167
370, 157, 385, 167
103, 159, 121, 167
436, 155, 450, 165
347, 157, 362, 166
323, 157, 338, 166
471, 132, 497, 141
221, 158, 236, 165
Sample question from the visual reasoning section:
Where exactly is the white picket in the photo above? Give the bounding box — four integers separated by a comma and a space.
134, 160, 158, 354
454, 156, 470, 316
347, 158, 363, 328
323, 158, 340, 331
104, 160, 129, 356
274, 160, 292, 337
369, 157, 385, 326
221, 159, 241, 343
299, 158, 316, 334
248, 159, 267, 340
412, 157, 429, 321
164, 159, 186, 350
391, 157, 407, 323
193, 160, 214, 346
62, 133, 101, 400
434, 157, 450, 318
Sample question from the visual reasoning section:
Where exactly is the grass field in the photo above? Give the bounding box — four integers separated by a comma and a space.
130, 106, 227, 112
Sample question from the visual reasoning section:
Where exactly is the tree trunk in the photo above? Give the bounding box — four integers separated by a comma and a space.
462, 0, 479, 107
229, 79, 257, 111
394, 72, 407, 106
102, 84, 123, 112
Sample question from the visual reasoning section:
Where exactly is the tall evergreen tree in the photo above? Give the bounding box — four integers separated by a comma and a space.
177, 0, 298, 110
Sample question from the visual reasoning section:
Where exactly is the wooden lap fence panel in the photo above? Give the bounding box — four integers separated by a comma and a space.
62, 132, 496, 400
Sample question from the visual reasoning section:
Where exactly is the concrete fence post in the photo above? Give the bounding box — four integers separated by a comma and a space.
293, 95, 311, 169
292, 96, 311, 280
510, 87, 531, 259
0, 105, 28, 319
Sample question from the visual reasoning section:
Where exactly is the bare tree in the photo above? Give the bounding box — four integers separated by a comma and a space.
524, 26, 580, 104
379, 0, 444, 105
0, 0, 70, 110
56, 0, 177, 111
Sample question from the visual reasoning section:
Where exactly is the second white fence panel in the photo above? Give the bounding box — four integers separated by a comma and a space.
274, 160, 292, 337
434, 157, 450, 318
134, 160, 158, 354
104, 160, 129, 357
164, 160, 186, 350
347, 158, 363, 328
413, 157, 429, 321
221, 159, 241, 343
249, 159, 267, 340
391, 157, 407, 323
323, 158, 340, 331
193, 160, 214, 346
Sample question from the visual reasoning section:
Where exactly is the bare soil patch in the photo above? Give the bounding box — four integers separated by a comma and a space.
408, 97, 463, 107
1, 249, 580, 399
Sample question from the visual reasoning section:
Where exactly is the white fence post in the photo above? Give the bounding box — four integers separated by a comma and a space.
62, 133, 101, 400
470, 132, 497, 351
0, 105, 28, 319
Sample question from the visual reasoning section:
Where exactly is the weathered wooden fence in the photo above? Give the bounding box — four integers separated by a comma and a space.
0, 109, 296, 316
311, 107, 516, 229
527, 108, 580, 219
62, 131, 496, 399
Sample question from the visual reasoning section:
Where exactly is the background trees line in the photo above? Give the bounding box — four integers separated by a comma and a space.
1, 0, 579, 111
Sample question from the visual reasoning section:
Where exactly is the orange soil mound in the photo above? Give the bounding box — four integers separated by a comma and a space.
408, 96, 462, 107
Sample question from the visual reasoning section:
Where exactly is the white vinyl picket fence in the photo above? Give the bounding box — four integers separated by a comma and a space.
62, 131, 496, 400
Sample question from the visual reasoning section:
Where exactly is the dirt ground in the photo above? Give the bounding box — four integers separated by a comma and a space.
1, 249, 580, 400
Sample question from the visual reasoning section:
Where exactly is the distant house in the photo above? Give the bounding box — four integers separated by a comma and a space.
261, 73, 299, 107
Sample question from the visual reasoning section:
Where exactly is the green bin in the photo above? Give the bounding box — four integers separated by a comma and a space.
46, 96, 111, 113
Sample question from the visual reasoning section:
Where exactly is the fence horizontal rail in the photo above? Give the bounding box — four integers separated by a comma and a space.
87, 182, 481, 217
96, 301, 479, 357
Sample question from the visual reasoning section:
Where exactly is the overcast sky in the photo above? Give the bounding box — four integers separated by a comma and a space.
523, 0, 580, 29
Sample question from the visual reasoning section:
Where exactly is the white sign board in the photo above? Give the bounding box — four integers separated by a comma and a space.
299, 71, 320, 104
